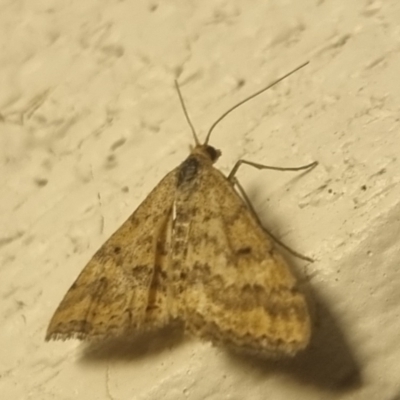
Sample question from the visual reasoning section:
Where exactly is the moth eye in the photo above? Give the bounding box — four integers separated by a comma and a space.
205, 145, 221, 162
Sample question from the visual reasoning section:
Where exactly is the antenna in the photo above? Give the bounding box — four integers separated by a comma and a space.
204, 61, 309, 144
175, 80, 200, 146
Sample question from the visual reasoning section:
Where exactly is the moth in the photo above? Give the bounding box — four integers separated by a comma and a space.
46, 62, 316, 357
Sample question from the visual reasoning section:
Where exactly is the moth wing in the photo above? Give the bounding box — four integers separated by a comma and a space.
183, 166, 311, 356
46, 169, 177, 341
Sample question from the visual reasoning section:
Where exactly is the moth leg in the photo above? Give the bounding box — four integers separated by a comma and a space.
227, 159, 317, 181
231, 176, 314, 263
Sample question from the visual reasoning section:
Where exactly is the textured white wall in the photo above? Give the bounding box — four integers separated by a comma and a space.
1, 1, 400, 399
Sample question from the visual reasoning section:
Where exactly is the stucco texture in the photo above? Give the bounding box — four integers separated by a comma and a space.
1, 1, 399, 399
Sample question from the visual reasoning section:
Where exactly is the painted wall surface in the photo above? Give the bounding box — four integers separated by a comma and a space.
1, 1, 399, 399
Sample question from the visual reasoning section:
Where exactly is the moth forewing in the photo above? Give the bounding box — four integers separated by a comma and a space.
173, 149, 311, 356
46, 170, 178, 341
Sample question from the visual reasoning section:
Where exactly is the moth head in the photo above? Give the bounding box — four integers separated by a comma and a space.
191, 144, 222, 164
204, 145, 221, 163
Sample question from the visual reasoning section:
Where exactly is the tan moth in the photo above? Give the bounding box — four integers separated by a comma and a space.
46, 62, 316, 357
